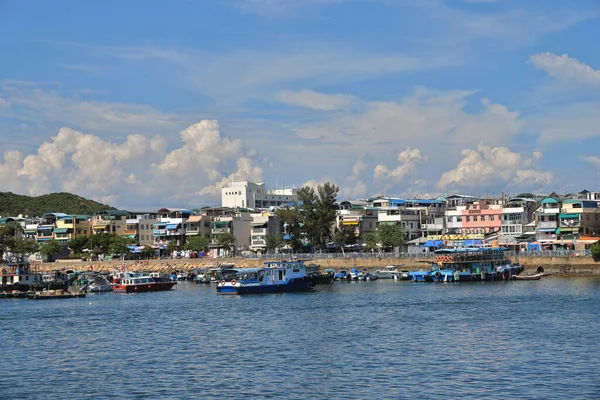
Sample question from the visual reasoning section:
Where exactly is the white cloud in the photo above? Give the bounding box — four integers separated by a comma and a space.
529, 101, 600, 143
436, 145, 553, 189
276, 90, 358, 111
581, 155, 600, 168
529, 52, 600, 86
0, 80, 185, 137
0, 120, 260, 208
374, 147, 424, 182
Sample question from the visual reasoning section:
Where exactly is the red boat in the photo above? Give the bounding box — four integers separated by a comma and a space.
113, 275, 176, 293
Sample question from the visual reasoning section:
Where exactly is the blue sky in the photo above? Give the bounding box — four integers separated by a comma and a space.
0, 0, 599, 209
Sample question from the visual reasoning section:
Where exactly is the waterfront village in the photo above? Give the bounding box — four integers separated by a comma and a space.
1, 181, 600, 265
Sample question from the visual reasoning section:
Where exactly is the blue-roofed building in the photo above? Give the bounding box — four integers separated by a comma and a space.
154, 208, 191, 247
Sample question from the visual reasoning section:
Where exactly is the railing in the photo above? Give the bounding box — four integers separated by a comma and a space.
242, 249, 592, 260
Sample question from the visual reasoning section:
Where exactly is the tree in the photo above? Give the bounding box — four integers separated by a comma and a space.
108, 235, 130, 257
332, 228, 348, 252
376, 224, 406, 252
591, 241, 600, 259
276, 204, 304, 252
184, 235, 209, 253
217, 232, 236, 256
140, 246, 155, 259
363, 232, 378, 252
89, 232, 112, 255
68, 235, 89, 254
297, 182, 339, 251
11, 238, 39, 263
39, 239, 62, 261
265, 234, 283, 253
0, 222, 22, 262
165, 241, 178, 255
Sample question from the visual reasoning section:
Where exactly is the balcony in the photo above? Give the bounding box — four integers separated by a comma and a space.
252, 240, 266, 247
123, 229, 138, 235
538, 221, 558, 229
212, 228, 231, 234
502, 220, 524, 225
167, 229, 186, 236
251, 228, 267, 235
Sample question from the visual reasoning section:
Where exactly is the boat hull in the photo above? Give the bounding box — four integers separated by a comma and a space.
218, 277, 313, 294
113, 282, 176, 293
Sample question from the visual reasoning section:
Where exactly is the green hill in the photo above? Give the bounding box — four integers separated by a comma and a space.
0, 192, 116, 218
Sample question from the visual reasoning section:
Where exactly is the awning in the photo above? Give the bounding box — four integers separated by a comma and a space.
154, 222, 167, 228
24, 229, 37, 234
165, 224, 178, 230
37, 226, 53, 230
126, 234, 137, 239
557, 227, 577, 233
37, 237, 51, 242
93, 225, 107, 230
283, 234, 293, 241
342, 220, 359, 225
537, 228, 556, 232
213, 221, 229, 228
378, 221, 397, 226
559, 214, 579, 219
53, 228, 69, 234
423, 240, 443, 248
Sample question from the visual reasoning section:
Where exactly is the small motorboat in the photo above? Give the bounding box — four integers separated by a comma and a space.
512, 273, 544, 281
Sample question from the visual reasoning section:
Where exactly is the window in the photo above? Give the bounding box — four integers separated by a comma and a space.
457, 217, 462, 222
490, 215, 494, 221
480, 216, 485, 222
473, 216, 478, 222
466, 216, 470, 222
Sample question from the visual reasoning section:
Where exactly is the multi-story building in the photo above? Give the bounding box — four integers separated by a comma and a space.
498, 197, 537, 245
54, 215, 92, 244
37, 212, 68, 244
249, 212, 281, 253
337, 200, 378, 239
124, 212, 157, 246
461, 199, 503, 236
153, 208, 190, 247
221, 181, 298, 209
92, 210, 129, 235
558, 199, 600, 239
536, 197, 561, 243
185, 215, 212, 239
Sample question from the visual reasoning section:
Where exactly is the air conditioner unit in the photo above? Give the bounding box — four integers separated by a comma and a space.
456, 229, 462, 234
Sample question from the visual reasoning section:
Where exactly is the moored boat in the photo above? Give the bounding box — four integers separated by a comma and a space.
512, 273, 543, 280
1, 264, 44, 292
310, 268, 335, 285
27, 289, 86, 300
217, 260, 313, 294
409, 248, 524, 282
374, 265, 400, 279
113, 275, 176, 293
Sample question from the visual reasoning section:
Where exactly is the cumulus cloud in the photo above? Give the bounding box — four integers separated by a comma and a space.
276, 90, 358, 111
581, 155, 600, 168
374, 147, 424, 182
0, 120, 259, 208
529, 52, 600, 87
436, 145, 553, 189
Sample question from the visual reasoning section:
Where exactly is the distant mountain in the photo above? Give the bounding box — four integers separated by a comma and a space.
0, 192, 116, 218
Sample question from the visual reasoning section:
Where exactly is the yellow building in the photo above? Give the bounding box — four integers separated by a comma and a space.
54, 215, 92, 243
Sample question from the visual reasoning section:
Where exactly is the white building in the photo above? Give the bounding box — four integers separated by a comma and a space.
221, 181, 298, 210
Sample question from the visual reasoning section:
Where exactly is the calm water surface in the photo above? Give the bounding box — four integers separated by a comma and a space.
2, 277, 600, 399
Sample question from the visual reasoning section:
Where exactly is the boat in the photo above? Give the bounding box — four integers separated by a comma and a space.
27, 289, 86, 300
310, 268, 335, 285
349, 268, 364, 281
409, 248, 524, 282
333, 270, 347, 281
217, 260, 313, 294
193, 268, 211, 284
394, 270, 411, 281
86, 275, 114, 292
512, 273, 543, 280
1, 264, 44, 292
374, 265, 401, 279
113, 275, 177, 293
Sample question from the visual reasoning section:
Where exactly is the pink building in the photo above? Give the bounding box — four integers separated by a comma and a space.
461, 199, 503, 235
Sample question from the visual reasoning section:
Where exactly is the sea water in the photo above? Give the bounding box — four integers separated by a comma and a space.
1, 277, 599, 399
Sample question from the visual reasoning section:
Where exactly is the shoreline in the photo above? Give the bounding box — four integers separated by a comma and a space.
26, 255, 600, 276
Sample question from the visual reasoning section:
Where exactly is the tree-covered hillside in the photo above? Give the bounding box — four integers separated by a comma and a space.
0, 192, 115, 217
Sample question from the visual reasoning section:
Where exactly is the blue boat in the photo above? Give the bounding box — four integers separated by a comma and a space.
217, 260, 313, 294
409, 248, 523, 282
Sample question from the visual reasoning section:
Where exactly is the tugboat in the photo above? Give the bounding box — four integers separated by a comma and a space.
217, 260, 313, 294
409, 248, 524, 282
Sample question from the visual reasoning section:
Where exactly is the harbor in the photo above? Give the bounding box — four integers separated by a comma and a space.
2, 275, 599, 399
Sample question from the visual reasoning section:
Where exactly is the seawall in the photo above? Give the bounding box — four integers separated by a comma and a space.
30, 255, 600, 276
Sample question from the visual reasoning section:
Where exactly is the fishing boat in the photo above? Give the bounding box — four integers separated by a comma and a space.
409, 248, 524, 282
217, 260, 313, 294
1, 264, 44, 292
309, 268, 335, 285
113, 275, 176, 293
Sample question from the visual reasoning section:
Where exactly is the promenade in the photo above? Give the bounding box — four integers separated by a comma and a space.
31, 252, 600, 276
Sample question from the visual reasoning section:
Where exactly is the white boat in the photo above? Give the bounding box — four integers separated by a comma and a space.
374, 265, 400, 279
87, 275, 113, 292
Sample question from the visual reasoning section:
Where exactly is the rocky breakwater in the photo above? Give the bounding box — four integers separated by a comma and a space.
515, 255, 600, 276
